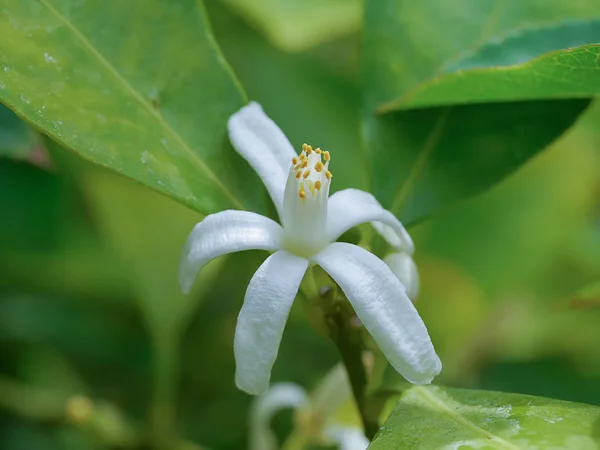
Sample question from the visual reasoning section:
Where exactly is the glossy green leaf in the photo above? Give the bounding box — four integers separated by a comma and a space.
0, 0, 265, 215
370, 385, 600, 449
370, 18, 600, 112
364, 2, 600, 112
221, 0, 361, 52
382, 41, 600, 111
362, 0, 600, 224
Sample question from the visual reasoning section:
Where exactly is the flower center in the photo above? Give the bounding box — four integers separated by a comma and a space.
281, 144, 332, 258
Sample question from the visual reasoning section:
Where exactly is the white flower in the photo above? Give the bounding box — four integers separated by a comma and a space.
249, 383, 307, 450
249, 381, 369, 450
385, 252, 420, 301
326, 426, 370, 450
179, 102, 441, 395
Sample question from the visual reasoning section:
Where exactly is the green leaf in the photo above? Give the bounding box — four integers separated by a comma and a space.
0, 0, 265, 215
363, 2, 600, 111
362, 0, 600, 224
221, 0, 361, 52
370, 385, 600, 449
379, 23, 600, 112
363, 99, 589, 225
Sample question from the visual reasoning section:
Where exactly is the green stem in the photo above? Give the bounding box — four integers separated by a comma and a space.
322, 288, 379, 440
150, 331, 180, 450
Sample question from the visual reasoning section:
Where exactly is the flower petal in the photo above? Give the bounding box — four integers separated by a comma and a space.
313, 243, 441, 384
250, 383, 307, 450
325, 426, 369, 450
179, 210, 283, 293
325, 189, 414, 253
235, 250, 309, 395
384, 252, 420, 301
228, 102, 296, 217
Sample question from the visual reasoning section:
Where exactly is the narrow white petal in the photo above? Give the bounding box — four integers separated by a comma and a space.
235, 251, 309, 395
250, 383, 307, 450
325, 425, 369, 450
325, 189, 414, 253
313, 243, 441, 384
179, 210, 283, 293
384, 252, 420, 301
228, 102, 297, 217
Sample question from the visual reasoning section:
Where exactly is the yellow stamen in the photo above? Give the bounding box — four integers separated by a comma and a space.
315, 148, 322, 154
299, 188, 306, 199
295, 171, 302, 179
315, 180, 322, 190
302, 143, 309, 152
299, 153, 306, 161
292, 157, 298, 165
323, 151, 330, 161
325, 170, 333, 180
307, 146, 313, 155
315, 161, 324, 172
303, 170, 311, 179
300, 160, 308, 168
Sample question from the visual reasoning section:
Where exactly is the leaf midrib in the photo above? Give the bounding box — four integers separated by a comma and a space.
39, 0, 245, 211
414, 386, 521, 450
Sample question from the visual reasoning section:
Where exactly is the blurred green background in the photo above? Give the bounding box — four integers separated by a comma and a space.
1, 1, 600, 449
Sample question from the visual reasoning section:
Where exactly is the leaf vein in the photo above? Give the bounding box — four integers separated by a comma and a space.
414, 387, 521, 450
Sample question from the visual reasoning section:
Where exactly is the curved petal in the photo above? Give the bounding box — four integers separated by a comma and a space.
235, 251, 309, 395
228, 102, 296, 217
250, 383, 307, 450
325, 426, 369, 450
313, 243, 441, 384
179, 210, 283, 293
384, 252, 420, 301
325, 189, 414, 254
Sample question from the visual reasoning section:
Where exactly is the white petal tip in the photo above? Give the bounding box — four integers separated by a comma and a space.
179, 279, 192, 295
236, 377, 269, 396
404, 358, 442, 385
178, 255, 199, 295
228, 102, 263, 128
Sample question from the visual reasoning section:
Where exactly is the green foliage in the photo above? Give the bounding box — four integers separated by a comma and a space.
362, 100, 589, 225
1, 0, 600, 449
0, 0, 264, 215
370, 385, 600, 449
363, 1, 600, 111
362, 0, 600, 224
